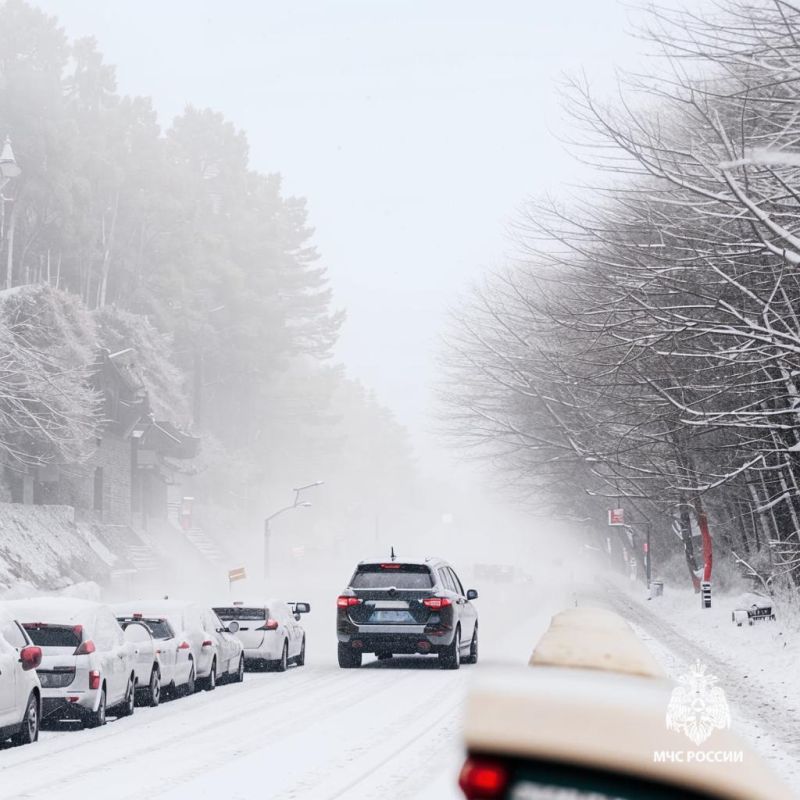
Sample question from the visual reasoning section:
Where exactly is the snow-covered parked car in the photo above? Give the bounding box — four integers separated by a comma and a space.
3, 598, 136, 728
117, 620, 163, 706
0, 610, 42, 746
114, 607, 196, 700
213, 599, 310, 672
117, 601, 243, 691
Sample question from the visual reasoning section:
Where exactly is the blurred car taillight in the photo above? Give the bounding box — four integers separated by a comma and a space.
337, 596, 361, 608
89, 670, 101, 690
201, 640, 213, 648
178, 641, 191, 650
458, 757, 509, 799
257, 619, 279, 631
19, 645, 42, 671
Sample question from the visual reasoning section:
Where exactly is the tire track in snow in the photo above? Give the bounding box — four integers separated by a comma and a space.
0, 665, 338, 775
0, 666, 366, 799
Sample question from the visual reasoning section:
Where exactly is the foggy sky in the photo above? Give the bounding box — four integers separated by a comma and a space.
31, 0, 686, 472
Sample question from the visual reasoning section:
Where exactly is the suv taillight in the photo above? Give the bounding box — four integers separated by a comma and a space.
178, 641, 191, 650
257, 619, 279, 631
74, 639, 96, 655
458, 757, 509, 799
337, 596, 362, 608
89, 670, 101, 690
422, 597, 452, 610
19, 646, 42, 671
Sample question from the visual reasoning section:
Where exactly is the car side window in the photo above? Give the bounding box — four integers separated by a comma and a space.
0, 619, 27, 648
448, 568, 465, 596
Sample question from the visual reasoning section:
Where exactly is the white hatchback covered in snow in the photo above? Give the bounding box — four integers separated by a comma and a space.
117, 601, 244, 691
213, 600, 309, 671
0, 609, 42, 746
2, 598, 136, 728
114, 606, 196, 700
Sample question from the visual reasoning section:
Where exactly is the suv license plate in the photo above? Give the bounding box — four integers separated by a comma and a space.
370, 610, 412, 623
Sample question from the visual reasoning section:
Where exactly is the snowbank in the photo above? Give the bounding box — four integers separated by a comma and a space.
612, 576, 800, 792
0, 503, 117, 591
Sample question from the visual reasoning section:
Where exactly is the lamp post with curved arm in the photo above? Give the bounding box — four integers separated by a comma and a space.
263, 481, 324, 582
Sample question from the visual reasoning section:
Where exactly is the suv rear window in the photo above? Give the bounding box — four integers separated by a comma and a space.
214, 607, 266, 621
351, 564, 433, 589
22, 624, 81, 648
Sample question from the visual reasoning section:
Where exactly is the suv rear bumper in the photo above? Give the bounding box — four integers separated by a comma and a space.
337, 621, 456, 652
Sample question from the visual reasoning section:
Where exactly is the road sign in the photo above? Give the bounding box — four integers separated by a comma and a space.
228, 567, 246, 583
608, 508, 625, 526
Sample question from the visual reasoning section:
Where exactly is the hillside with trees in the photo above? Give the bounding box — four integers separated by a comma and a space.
0, 0, 426, 566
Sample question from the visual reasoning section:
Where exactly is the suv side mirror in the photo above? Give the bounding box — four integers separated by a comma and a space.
294, 602, 311, 614
467, 589, 479, 601
227, 620, 240, 634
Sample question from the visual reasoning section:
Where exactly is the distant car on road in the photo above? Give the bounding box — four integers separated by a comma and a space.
114, 606, 197, 699
117, 601, 243, 691
3, 598, 136, 728
214, 599, 310, 672
0, 609, 42, 746
336, 557, 478, 669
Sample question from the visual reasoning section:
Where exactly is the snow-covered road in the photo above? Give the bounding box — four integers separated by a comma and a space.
6, 572, 793, 799
0, 579, 569, 800
0, 661, 462, 800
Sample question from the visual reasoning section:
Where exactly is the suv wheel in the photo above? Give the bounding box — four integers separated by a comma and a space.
439, 627, 461, 670
296, 637, 306, 667
235, 655, 245, 683
85, 687, 107, 728
11, 693, 39, 745
337, 642, 362, 669
463, 627, 479, 665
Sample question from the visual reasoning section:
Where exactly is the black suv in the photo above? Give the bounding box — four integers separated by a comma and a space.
336, 557, 478, 669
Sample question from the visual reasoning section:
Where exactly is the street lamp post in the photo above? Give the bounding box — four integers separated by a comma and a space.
0, 136, 21, 241
263, 481, 324, 583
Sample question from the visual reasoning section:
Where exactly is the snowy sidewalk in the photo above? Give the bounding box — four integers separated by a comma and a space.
601, 578, 800, 793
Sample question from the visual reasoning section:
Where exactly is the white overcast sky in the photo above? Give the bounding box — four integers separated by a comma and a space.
33, 0, 681, 471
